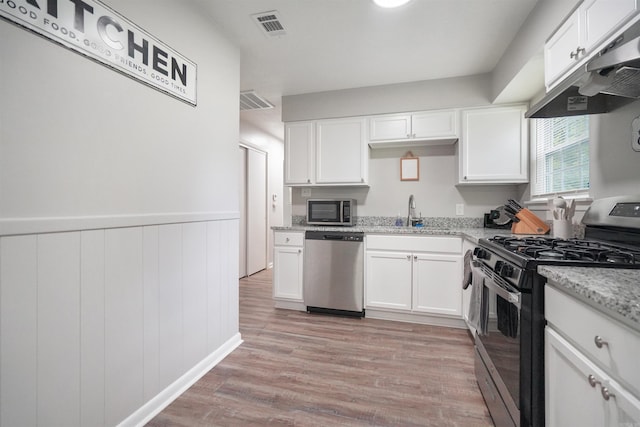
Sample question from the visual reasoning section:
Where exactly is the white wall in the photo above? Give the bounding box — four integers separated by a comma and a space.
239, 120, 284, 266
0, 0, 242, 425
589, 101, 640, 198
283, 75, 522, 220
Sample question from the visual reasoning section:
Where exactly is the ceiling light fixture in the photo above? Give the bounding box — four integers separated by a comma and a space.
372, 0, 412, 8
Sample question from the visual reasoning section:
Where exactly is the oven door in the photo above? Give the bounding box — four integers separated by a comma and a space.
476, 273, 523, 426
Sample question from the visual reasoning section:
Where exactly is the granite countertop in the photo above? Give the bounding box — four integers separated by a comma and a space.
272, 225, 514, 244
538, 266, 640, 332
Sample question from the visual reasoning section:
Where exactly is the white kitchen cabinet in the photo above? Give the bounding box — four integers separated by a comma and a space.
365, 235, 462, 319
545, 285, 640, 427
284, 122, 314, 185
368, 110, 458, 148
273, 231, 304, 305
284, 118, 368, 186
544, 0, 637, 89
458, 105, 528, 184
316, 117, 368, 185
546, 328, 640, 427
412, 253, 462, 316
365, 251, 413, 310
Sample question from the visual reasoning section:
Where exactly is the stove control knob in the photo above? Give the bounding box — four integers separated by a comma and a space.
473, 247, 490, 260
495, 261, 514, 278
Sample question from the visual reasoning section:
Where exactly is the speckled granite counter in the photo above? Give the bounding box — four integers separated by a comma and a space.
538, 266, 640, 332
272, 225, 515, 244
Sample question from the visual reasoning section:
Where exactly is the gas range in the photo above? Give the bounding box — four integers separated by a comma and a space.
475, 196, 640, 291
472, 195, 640, 427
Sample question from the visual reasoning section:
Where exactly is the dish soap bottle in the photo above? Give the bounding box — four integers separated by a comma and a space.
395, 214, 403, 227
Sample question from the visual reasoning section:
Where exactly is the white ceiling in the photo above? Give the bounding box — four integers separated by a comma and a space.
193, 0, 540, 140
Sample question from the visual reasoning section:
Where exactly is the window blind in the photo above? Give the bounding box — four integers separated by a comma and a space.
533, 116, 590, 197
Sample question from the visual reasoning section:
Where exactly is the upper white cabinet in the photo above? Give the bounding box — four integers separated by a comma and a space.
284, 118, 368, 186
316, 117, 368, 185
284, 121, 314, 185
545, 0, 637, 89
368, 110, 458, 148
458, 104, 528, 184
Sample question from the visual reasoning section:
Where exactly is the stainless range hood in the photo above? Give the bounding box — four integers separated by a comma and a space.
526, 18, 640, 119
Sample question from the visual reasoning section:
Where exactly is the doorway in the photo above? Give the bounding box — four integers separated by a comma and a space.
239, 145, 267, 278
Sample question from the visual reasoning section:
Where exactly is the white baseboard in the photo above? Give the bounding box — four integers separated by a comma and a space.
365, 309, 467, 329
118, 333, 243, 427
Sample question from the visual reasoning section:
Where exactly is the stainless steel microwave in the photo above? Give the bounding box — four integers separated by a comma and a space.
306, 199, 356, 226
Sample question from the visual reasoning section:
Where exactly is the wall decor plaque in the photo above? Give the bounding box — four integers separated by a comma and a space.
0, 0, 197, 105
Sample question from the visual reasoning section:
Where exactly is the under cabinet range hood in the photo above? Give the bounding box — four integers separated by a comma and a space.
526, 18, 640, 119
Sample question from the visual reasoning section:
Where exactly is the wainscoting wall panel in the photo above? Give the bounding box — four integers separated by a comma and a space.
0, 218, 240, 427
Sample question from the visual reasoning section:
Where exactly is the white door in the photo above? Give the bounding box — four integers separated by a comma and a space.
246, 149, 267, 276
239, 147, 247, 278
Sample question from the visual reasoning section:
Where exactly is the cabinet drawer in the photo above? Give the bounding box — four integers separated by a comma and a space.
546, 285, 640, 396
274, 231, 304, 247
366, 235, 460, 253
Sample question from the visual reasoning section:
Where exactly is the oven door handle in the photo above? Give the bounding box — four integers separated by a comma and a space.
483, 277, 521, 309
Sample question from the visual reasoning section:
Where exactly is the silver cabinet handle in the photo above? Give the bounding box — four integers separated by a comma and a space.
285, 237, 290, 243
413, 255, 418, 261
570, 47, 585, 59
307, 179, 311, 183
298, 249, 302, 254
601, 386, 615, 401
594, 335, 608, 348
407, 134, 411, 138
406, 255, 411, 261
588, 374, 599, 388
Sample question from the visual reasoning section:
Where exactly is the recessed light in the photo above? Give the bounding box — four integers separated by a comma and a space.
372, 0, 412, 8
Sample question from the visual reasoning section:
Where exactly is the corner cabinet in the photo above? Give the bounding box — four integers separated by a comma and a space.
365, 235, 463, 327
273, 231, 305, 310
458, 105, 528, 185
545, 285, 640, 427
368, 110, 459, 148
284, 118, 368, 186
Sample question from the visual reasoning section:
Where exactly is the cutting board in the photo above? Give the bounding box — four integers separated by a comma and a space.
511, 208, 550, 235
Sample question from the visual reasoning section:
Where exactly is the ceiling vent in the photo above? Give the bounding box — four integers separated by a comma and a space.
240, 90, 274, 111
251, 10, 286, 37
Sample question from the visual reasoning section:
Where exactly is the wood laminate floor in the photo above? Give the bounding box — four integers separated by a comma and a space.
147, 269, 494, 427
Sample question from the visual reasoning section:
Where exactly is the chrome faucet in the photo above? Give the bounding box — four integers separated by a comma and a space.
407, 194, 416, 226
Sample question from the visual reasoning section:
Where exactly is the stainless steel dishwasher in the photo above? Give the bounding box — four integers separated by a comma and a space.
303, 230, 364, 317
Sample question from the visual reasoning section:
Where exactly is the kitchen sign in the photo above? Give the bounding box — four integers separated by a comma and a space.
0, 0, 197, 105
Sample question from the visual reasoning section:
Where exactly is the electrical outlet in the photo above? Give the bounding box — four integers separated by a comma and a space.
301, 188, 312, 198
632, 116, 640, 152
456, 204, 464, 216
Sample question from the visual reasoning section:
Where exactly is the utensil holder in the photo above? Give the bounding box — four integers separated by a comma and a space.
553, 219, 572, 239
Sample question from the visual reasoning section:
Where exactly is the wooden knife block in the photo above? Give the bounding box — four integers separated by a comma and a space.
511, 208, 550, 235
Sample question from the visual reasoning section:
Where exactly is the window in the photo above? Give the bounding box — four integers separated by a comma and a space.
532, 116, 590, 197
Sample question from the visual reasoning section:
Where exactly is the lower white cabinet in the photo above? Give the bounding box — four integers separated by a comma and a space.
365, 251, 413, 310
546, 328, 640, 427
273, 231, 304, 303
545, 285, 640, 427
365, 235, 462, 319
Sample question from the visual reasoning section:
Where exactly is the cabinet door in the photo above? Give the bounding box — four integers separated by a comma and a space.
273, 246, 303, 301
546, 327, 640, 427
412, 253, 462, 316
582, 0, 637, 53
284, 122, 314, 185
316, 118, 367, 184
459, 105, 528, 184
545, 10, 582, 88
369, 114, 412, 141
411, 110, 458, 139
365, 251, 412, 311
